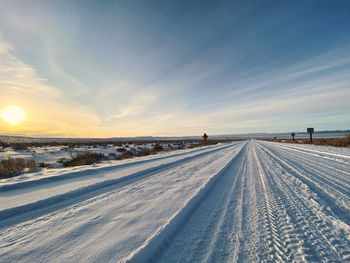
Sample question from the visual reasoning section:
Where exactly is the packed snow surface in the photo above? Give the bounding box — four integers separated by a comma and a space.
0, 140, 349, 262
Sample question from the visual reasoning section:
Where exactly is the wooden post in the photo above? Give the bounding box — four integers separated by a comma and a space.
291, 133, 295, 141
307, 128, 314, 143
202, 133, 208, 145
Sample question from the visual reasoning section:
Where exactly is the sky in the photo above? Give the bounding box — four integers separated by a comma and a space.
0, 0, 350, 137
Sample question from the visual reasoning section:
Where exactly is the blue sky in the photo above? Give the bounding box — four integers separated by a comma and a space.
0, 0, 349, 137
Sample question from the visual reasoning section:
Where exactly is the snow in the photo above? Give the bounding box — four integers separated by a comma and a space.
0, 142, 194, 169
0, 140, 349, 262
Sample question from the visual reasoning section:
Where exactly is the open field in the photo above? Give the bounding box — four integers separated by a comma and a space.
0, 140, 349, 262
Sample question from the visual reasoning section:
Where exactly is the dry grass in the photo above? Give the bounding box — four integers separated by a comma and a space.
63, 152, 106, 167
0, 158, 26, 177
266, 133, 350, 148
137, 147, 151, 157
0, 138, 239, 150
0, 158, 38, 178
152, 144, 164, 151
116, 151, 134, 160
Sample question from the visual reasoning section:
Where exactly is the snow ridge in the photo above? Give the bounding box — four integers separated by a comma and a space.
0, 143, 229, 192
0, 143, 238, 229
125, 142, 247, 262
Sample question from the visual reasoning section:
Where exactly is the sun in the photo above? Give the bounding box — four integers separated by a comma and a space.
1, 106, 26, 125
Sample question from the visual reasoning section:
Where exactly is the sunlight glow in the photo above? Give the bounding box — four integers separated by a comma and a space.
1, 106, 26, 125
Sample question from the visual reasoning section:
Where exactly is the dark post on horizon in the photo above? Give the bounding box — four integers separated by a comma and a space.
202, 133, 208, 145
307, 128, 314, 143
291, 132, 295, 141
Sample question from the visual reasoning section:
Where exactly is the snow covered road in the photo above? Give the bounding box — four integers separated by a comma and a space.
0, 140, 349, 262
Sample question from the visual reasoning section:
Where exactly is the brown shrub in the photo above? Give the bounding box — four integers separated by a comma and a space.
39, 162, 53, 168
116, 151, 134, 160
26, 159, 37, 168
0, 158, 26, 178
10, 143, 29, 151
57, 157, 67, 164
117, 147, 127, 152
63, 152, 105, 167
137, 147, 151, 157
152, 144, 164, 152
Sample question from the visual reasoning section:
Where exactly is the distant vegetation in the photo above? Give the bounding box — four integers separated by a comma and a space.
0, 140, 125, 149
0, 138, 240, 178
267, 133, 350, 148
0, 157, 37, 178
62, 152, 105, 167
0, 138, 238, 149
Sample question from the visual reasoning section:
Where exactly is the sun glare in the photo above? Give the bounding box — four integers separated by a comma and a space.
1, 106, 26, 125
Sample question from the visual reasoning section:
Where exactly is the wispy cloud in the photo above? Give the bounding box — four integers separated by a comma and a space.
0, 1, 349, 136
104, 91, 158, 120
0, 37, 102, 137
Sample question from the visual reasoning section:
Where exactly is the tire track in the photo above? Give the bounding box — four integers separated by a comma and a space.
2, 140, 349, 262
265, 145, 350, 200
261, 142, 350, 192
256, 142, 350, 261
257, 142, 350, 223
125, 142, 248, 262
131, 140, 350, 262
271, 143, 350, 163
203, 149, 247, 262
253, 144, 305, 262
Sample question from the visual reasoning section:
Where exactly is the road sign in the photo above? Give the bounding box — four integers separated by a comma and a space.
307, 128, 314, 133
